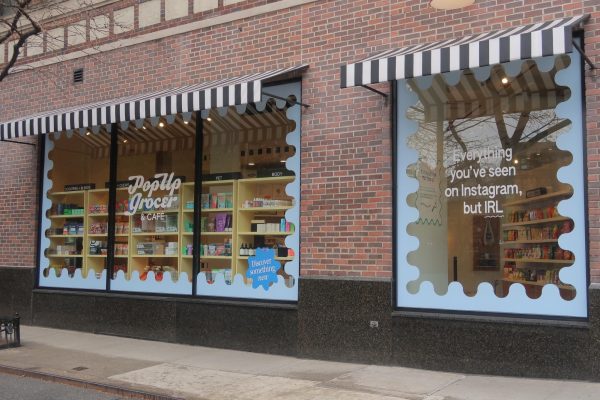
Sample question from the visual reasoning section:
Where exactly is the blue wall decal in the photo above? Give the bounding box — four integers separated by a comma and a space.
246, 248, 281, 290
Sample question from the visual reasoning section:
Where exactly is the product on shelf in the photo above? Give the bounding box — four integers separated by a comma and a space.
200, 239, 232, 256
89, 204, 108, 214
241, 197, 292, 208
201, 192, 233, 209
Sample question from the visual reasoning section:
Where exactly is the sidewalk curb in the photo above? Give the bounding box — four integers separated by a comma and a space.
0, 364, 186, 400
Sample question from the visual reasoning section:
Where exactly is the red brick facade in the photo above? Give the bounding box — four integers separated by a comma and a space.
0, 0, 599, 282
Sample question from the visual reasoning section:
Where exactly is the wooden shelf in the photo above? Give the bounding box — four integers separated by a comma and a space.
47, 254, 83, 258
503, 190, 573, 207
238, 176, 295, 184
200, 256, 232, 260
201, 208, 233, 212
238, 206, 292, 212
131, 255, 179, 258
132, 209, 179, 214
502, 258, 574, 264
502, 217, 570, 228
48, 190, 85, 196
501, 239, 559, 245
88, 255, 128, 258
48, 214, 85, 219
200, 232, 232, 236
201, 179, 235, 186
47, 234, 83, 238
237, 256, 294, 261
88, 213, 108, 217
181, 255, 193, 259
238, 231, 292, 236
182, 209, 194, 213
503, 278, 574, 290
131, 232, 179, 236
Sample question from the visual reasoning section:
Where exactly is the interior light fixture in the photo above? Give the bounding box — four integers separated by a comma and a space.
513, 159, 519, 165
184, 121, 189, 124
159, 122, 165, 128
123, 139, 128, 143
280, 159, 287, 163
207, 117, 212, 122
248, 162, 255, 166
142, 126, 147, 130
85, 131, 91, 136
430, 0, 475, 10
501, 77, 509, 85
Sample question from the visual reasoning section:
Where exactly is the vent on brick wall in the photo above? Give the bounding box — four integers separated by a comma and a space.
73, 68, 84, 83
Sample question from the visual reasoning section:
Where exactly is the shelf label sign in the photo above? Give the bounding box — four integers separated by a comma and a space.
64, 183, 96, 191
247, 248, 281, 290
127, 172, 181, 216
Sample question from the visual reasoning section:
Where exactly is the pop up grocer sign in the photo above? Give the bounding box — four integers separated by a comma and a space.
127, 173, 182, 216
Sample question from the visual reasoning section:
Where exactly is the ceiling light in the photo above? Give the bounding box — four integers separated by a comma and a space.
184, 121, 189, 124
513, 159, 519, 165
159, 122, 165, 128
280, 160, 287, 163
142, 126, 147, 130
207, 117, 212, 122
85, 131, 91, 136
123, 139, 128, 143
501, 77, 509, 85
430, 0, 475, 10
248, 162, 255, 166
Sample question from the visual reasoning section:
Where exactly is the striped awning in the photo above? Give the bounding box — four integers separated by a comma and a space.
0, 64, 308, 139
340, 15, 587, 88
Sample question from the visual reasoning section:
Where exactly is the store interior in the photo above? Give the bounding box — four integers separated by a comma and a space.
406, 55, 576, 300
43, 99, 297, 288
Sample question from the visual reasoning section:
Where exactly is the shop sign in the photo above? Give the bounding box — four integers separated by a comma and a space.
64, 183, 96, 191
127, 172, 181, 216
247, 248, 281, 290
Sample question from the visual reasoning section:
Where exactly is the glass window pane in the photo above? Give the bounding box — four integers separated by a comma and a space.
40, 129, 111, 289
396, 54, 587, 316
111, 116, 195, 294
197, 93, 300, 300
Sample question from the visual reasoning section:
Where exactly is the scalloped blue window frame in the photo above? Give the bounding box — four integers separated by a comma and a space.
395, 48, 587, 318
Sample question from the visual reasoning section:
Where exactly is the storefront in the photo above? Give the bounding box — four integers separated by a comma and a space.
0, 1, 599, 381
342, 15, 591, 319
4, 66, 305, 302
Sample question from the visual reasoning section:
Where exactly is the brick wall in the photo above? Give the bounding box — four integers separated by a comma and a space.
0, 0, 599, 282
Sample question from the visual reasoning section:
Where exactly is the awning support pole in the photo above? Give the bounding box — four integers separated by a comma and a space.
0, 138, 36, 146
262, 91, 310, 108
361, 85, 388, 105
572, 40, 596, 69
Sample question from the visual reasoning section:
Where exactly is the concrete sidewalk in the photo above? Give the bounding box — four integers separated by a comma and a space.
0, 326, 598, 400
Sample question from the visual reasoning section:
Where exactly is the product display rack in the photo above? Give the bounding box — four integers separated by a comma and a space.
500, 189, 575, 299
236, 176, 295, 285
44, 175, 297, 286
199, 180, 237, 282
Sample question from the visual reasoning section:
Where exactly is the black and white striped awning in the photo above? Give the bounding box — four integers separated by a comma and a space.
340, 15, 587, 88
0, 64, 308, 139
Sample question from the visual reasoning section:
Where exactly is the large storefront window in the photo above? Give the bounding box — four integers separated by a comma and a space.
38, 81, 301, 301
396, 52, 587, 317
40, 129, 111, 289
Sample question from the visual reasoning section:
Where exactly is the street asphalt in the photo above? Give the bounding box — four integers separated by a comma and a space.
0, 373, 126, 400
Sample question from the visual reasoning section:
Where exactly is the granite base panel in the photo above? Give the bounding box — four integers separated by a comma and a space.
297, 278, 393, 364
0, 267, 35, 324
9, 276, 600, 381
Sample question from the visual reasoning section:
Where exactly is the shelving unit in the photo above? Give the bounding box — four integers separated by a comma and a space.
500, 189, 575, 299
236, 176, 295, 284
44, 175, 298, 287
198, 180, 236, 280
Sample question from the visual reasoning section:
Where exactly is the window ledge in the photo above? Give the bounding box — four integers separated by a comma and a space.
392, 309, 589, 329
